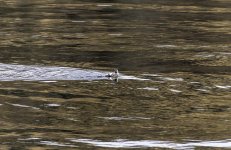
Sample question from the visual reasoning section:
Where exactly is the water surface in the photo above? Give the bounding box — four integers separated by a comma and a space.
0, 0, 230, 149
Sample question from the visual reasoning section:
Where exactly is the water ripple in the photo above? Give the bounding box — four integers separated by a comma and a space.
69, 138, 231, 149
158, 77, 184, 82
98, 116, 151, 121
39, 140, 77, 148
6, 102, 40, 110
215, 85, 231, 89
137, 87, 159, 91
45, 104, 61, 107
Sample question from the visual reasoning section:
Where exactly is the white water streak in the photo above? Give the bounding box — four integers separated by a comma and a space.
69, 138, 231, 149
0, 63, 147, 81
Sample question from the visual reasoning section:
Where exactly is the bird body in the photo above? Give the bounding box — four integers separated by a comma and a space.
106, 69, 119, 78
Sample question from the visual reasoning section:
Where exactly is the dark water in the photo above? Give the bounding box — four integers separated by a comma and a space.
0, 0, 231, 149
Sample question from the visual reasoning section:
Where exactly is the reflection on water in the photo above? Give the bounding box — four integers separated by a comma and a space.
0, 63, 147, 81
70, 138, 231, 149
0, 0, 231, 149
0, 63, 109, 81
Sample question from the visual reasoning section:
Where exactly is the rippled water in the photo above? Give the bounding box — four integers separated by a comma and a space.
0, 0, 230, 149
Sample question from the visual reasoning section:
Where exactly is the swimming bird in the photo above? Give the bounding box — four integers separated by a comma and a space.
106, 69, 119, 78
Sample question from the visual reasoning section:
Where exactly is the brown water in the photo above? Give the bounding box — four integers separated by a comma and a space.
0, 0, 231, 149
